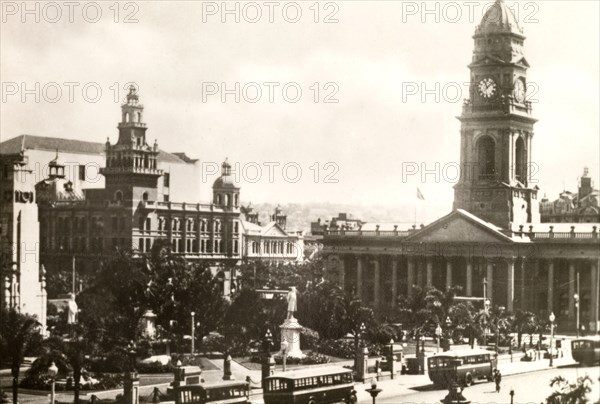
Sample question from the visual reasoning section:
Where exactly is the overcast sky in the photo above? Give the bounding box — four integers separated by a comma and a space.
1, 0, 598, 221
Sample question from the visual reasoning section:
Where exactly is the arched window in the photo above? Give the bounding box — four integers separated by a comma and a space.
142, 192, 148, 202
216, 194, 222, 205
515, 137, 526, 183
136, 111, 141, 123
224, 194, 230, 207
477, 135, 496, 179
234, 193, 239, 207
115, 190, 123, 201
125, 112, 130, 122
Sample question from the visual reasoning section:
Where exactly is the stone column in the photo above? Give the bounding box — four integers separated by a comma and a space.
466, 258, 473, 297
568, 262, 576, 322
486, 260, 494, 303
520, 259, 526, 311
373, 259, 381, 308
591, 261, 599, 333
356, 256, 363, 299
407, 257, 415, 298
547, 260, 554, 313
416, 258, 423, 287
426, 257, 433, 287
391, 259, 398, 308
446, 260, 453, 290
507, 258, 515, 312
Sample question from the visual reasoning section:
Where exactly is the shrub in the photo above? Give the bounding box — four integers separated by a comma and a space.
317, 339, 355, 359
135, 361, 175, 374
272, 352, 330, 365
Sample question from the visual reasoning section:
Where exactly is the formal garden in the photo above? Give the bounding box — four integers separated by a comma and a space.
0, 242, 584, 403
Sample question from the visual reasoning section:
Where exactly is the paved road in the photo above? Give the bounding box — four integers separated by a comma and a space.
362, 365, 600, 404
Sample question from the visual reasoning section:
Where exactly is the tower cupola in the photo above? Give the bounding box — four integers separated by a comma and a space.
213, 158, 240, 209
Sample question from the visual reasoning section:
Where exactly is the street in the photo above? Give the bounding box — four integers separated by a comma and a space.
361, 365, 600, 404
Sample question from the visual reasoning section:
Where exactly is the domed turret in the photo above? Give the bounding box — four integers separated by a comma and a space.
48, 150, 65, 179
213, 158, 240, 208
475, 0, 523, 36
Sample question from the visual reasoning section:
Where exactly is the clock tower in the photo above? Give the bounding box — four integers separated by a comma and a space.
453, 0, 539, 229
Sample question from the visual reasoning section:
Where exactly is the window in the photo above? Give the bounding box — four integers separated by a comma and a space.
477, 135, 496, 179
515, 136, 526, 183
163, 173, 170, 187
114, 190, 123, 201
145, 217, 151, 230
139, 238, 144, 252
146, 238, 151, 252
79, 165, 86, 181
142, 191, 149, 201
163, 194, 169, 202
234, 221, 239, 233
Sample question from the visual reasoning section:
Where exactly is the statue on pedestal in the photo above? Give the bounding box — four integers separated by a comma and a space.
67, 293, 78, 324
286, 287, 297, 320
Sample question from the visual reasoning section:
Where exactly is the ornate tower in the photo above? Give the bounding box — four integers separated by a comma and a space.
271, 205, 287, 229
100, 86, 163, 203
453, 0, 539, 228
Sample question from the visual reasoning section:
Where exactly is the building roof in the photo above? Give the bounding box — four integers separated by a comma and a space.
476, 0, 523, 36
0, 134, 190, 164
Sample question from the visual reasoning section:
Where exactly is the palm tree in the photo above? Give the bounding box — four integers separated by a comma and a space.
0, 308, 41, 404
546, 375, 593, 403
450, 302, 478, 348
512, 310, 535, 349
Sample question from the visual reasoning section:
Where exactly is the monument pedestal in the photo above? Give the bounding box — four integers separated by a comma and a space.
280, 317, 305, 359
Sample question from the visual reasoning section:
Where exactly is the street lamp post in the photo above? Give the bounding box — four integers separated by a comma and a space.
509, 388, 515, 404
435, 324, 442, 353
574, 293, 580, 338
549, 312, 555, 367
365, 379, 382, 404
484, 299, 490, 347
191, 311, 195, 355
48, 362, 58, 404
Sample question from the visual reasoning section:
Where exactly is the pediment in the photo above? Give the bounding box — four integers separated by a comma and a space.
513, 57, 530, 68
469, 55, 508, 67
406, 210, 513, 244
262, 223, 289, 237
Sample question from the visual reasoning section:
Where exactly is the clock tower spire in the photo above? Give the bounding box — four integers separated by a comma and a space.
453, 0, 539, 228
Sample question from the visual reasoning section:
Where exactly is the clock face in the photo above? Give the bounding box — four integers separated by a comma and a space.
513, 78, 526, 102
478, 77, 497, 99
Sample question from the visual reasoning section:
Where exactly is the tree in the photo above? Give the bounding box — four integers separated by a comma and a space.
512, 310, 535, 349
0, 308, 42, 404
77, 245, 229, 356
449, 302, 479, 348
546, 375, 593, 403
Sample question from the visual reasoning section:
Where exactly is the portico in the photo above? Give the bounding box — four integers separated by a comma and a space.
325, 210, 600, 333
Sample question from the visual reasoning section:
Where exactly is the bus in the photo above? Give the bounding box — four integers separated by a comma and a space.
175, 381, 251, 404
263, 366, 357, 404
427, 349, 497, 388
571, 336, 600, 365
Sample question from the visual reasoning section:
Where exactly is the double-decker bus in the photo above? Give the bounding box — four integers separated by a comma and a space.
263, 366, 357, 404
427, 349, 497, 388
175, 381, 251, 404
571, 336, 600, 365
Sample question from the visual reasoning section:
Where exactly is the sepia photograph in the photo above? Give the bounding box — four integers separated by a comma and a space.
1, 1, 599, 403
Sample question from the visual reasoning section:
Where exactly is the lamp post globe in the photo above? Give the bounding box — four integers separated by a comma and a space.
48, 362, 58, 404
549, 312, 556, 367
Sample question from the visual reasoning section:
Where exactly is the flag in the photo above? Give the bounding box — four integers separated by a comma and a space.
417, 187, 425, 201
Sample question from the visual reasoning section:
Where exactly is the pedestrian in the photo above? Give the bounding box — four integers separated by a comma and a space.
494, 369, 502, 393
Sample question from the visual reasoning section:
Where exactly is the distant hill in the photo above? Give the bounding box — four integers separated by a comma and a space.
244, 201, 449, 233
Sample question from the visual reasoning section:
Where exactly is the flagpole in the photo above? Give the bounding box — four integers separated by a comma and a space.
414, 203, 417, 227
